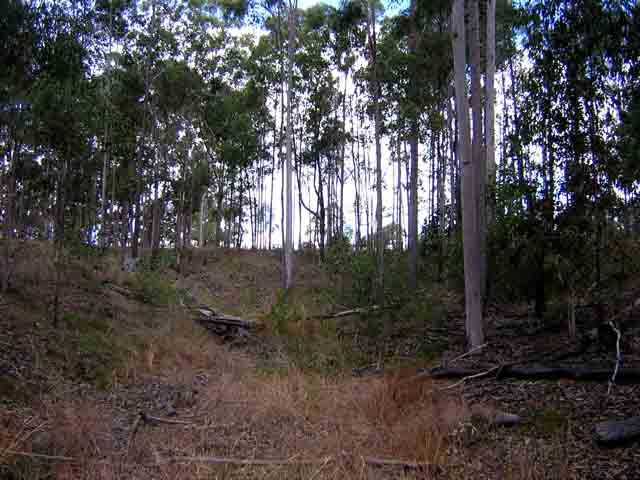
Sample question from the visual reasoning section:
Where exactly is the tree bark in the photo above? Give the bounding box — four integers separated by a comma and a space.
485, 0, 496, 228
284, 0, 296, 289
469, 0, 486, 302
368, 0, 384, 303
452, 0, 484, 348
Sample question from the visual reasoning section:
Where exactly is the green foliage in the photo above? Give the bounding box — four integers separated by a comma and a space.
264, 291, 364, 375
265, 290, 300, 336
133, 269, 178, 305
62, 312, 118, 389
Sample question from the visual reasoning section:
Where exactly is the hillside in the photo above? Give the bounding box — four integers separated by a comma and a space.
1, 244, 640, 479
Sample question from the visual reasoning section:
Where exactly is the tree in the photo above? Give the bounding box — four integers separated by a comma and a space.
452, 0, 484, 348
367, 0, 384, 303
284, 0, 296, 289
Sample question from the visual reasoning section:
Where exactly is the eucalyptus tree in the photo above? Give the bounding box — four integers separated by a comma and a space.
365, 0, 385, 303
452, 0, 483, 348
376, 0, 451, 288
295, 5, 344, 258
515, 0, 637, 327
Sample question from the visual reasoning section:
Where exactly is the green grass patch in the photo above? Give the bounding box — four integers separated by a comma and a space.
264, 292, 366, 376
526, 406, 570, 436
134, 270, 178, 305
60, 312, 120, 389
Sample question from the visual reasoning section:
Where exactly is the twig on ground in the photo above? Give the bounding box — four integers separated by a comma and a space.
124, 413, 144, 459
141, 412, 193, 426
363, 456, 444, 469
607, 321, 622, 396
438, 366, 501, 391
160, 455, 331, 466
444, 343, 488, 367
2, 450, 76, 462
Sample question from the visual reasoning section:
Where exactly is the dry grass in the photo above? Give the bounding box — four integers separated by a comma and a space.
1, 366, 571, 479
0, 244, 577, 479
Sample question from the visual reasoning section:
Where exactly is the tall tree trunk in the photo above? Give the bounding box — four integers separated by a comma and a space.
470, 0, 487, 302
369, 0, 384, 302
453, 0, 484, 349
407, 0, 419, 289
397, 137, 403, 251
2, 144, 17, 293
200, 191, 208, 247
485, 0, 496, 227
100, 124, 110, 248
284, 0, 296, 288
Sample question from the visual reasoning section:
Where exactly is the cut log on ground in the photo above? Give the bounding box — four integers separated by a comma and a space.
594, 416, 640, 445
194, 306, 261, 341
427, 366, 640, 383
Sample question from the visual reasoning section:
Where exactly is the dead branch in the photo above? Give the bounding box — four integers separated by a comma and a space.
160, 454, 448, 470
437, 366, 502, 391
594, 416, 640, 445
197, 308, 260, 330
161, 455, 331, 466
430, 365, 640, 383
314, 305, 383, 319
363, 457, 443, 469
607, 321, 622, 396
2, 450, 76, 462
124, 413, 143, 459
140, 412, 193, 426
441, 343, 488, 368
105, 283, 137, 298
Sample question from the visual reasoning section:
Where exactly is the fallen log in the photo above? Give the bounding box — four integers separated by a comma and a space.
428, 366, 640, 383
161, 455, 329, 466
196, 308, 260, 330
594, 416, 640, 445
313, 305, 384, 319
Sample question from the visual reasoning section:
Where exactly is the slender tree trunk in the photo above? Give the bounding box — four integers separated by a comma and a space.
453, 0, 484, 348
200, 191, 208, 247
397, 137, 403, 251
2, 144, 16, 293
368, 0, 384, 302
284, 0, 296, 288
100, 124, 110, 248
470, 0, 487, 302
447, 91, 456, 234
485, 0, 496, 228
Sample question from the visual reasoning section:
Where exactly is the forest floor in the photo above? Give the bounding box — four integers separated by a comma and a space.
1, 243, 639, 479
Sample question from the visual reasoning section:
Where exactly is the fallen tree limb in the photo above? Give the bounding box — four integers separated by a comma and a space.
106, 283, 137, 298
607, 321, 622, 395
140, 412, 193, 426
430, 366, 640, 383
363, 456, 441, 469
313, 305, 386, 319
594, 416, 640, 445
2, 450, 76, 462
161, 454, 448, 470
196, 308, 260, 330
161, 455, 330, 466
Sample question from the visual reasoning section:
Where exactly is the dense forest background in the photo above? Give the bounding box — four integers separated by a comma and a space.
1, 0, 640, 345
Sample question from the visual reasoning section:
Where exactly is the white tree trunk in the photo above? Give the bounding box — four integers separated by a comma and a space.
486, 0, 496, 227
284, 0, 296, 289
452, 0, 484, 349
367, 0, 384, 302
